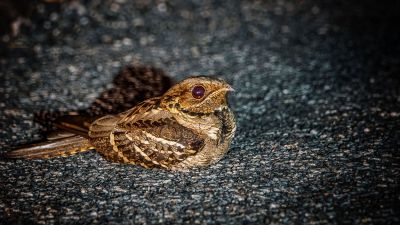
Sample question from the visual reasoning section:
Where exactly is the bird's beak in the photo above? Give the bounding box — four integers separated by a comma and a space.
222, 83, 235, 92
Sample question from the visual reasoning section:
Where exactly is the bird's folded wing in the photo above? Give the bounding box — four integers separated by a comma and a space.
118, 97, 167, 124
112, 111, 205, 169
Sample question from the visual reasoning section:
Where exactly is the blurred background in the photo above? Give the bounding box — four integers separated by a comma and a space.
0, 0, 399, 224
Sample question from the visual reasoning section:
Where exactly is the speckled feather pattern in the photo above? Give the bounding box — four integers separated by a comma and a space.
5, 76, 236, 171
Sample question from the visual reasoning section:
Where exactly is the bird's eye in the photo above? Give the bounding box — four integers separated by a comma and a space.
192, 85, 205, 99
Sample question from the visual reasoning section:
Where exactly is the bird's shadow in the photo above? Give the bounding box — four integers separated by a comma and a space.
35, 65, 174, 132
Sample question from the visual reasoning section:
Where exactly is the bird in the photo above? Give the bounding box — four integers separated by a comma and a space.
4, 76, 236, 171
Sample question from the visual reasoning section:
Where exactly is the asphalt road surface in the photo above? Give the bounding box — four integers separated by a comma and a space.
0, 1, 399, 224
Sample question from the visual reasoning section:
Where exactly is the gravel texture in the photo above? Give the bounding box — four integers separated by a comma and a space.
0, 0, 399, 224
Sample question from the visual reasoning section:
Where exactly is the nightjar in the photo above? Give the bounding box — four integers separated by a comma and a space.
5, 76, 236, 170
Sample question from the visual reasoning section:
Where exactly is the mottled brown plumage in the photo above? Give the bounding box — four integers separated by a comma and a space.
5, 76, 236, 171
35, 65, 173, 129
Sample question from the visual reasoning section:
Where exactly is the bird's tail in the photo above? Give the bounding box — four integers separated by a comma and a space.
3, 135, 94, 159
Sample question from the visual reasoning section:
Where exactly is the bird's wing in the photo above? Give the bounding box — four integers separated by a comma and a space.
107, 101, 205, 169
117, 97, 167, 123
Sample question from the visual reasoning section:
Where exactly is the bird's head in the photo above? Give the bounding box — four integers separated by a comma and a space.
162, 76, 234, 115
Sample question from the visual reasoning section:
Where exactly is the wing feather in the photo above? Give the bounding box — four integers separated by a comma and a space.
87, 97, 205, 168
112, 109, 205, 168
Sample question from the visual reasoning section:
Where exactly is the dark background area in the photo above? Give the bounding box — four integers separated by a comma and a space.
0, 0, 399, 224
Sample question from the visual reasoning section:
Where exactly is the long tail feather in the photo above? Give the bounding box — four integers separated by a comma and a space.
4, 135, 94, 159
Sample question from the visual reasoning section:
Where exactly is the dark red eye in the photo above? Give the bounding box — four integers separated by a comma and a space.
192, 85, 205, 99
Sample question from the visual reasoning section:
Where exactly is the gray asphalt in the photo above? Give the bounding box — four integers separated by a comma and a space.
0, 1, 399, 224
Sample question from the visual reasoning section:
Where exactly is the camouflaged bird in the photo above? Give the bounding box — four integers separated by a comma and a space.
5, 76, 236, 170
